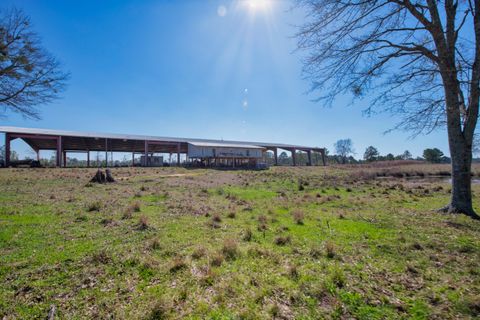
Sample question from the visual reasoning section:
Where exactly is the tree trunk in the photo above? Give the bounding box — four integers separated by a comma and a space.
446, 138, 479, 219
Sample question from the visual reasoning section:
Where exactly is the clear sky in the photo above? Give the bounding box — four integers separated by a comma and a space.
1, 0, 449, 159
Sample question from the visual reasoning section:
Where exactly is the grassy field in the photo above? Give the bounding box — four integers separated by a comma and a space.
1, 163, 480, 319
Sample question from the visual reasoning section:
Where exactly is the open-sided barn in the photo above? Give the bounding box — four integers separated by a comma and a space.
0, 126, 326, 168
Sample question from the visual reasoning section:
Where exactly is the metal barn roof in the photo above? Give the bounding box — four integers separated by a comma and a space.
0, 126, 324, 152
188, 142, 265, 149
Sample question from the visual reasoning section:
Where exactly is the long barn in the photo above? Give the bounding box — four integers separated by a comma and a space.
0, 126, 326, 168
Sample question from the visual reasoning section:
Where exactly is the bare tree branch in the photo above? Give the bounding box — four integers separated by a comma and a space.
0, 7, 69, 119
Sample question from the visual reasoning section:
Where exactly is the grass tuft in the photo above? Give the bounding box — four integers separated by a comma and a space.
87, 201, 101, 212
170, 256, 187, 273
242, 228, 253, 241
222, 239, 239, 260
192, 246, 207, 259
138, 215, 149, 230
274, 235, 291, 246
325, 240, 337, 258
292, 209, 305, 225
210, 252, 224, 267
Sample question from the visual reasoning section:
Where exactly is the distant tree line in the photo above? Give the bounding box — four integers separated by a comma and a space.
326, 139, 451, 164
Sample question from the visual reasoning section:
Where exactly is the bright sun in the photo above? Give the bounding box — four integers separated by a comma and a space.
245, 0, 272, 11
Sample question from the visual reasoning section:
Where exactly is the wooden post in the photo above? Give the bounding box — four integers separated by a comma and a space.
177, 143, 181, 166
63, 151, 67, 168
5, 133, 10, 167
56, 136, 62, 167
132, 152, 135, 167
36, 149, 40, 162
87, 151, 90, 168
321, 149, 326, 166
307, 150, 312, 166
274, 148, 278, 166
144, 141, 149, 167
292, 149, 296, 166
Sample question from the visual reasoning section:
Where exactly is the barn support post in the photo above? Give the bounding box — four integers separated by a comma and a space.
292, 149, 296, 166
321, 149, 326, 166
56, 136, 62, 167
144, 141, 149, 167
35, 149, 40, 162
87, 151, 90, 168
105, 138, 108, 168
274, 148, 278, 166
307, 150, 312, 166
63, 151, 67, 168
177, 143, 181, 166
5, 133, 11, 167
132, 152, 135, 167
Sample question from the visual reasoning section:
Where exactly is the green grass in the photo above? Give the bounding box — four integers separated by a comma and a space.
0, 165, 479, 319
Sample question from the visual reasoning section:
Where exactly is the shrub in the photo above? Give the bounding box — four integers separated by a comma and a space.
274, 235, 291, 246
292, 209, 305, 225
227, 211, 236, 219
222, 239, 239, 259
212, 214, 222, 223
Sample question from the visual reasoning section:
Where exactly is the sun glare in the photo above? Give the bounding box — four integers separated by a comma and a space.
245, 0, 272, 11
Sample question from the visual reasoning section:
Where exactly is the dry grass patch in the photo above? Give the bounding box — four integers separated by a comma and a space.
292, 209, 305, 225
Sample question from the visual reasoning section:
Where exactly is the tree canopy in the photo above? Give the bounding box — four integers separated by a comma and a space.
423, 148, 444, 163
334, 139, 354, 164
363, 146, 380, 162
0, 8, 68, 119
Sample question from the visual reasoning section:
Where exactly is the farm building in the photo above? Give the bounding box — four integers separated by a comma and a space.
0, 126, 326, 168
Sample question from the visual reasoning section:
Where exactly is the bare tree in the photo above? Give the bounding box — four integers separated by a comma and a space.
0, 8, 68, 119
334, 138, 354, 164
296, 0, 480, 219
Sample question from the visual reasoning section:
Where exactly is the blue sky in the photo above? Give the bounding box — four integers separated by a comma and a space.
1, 0, 449, 159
